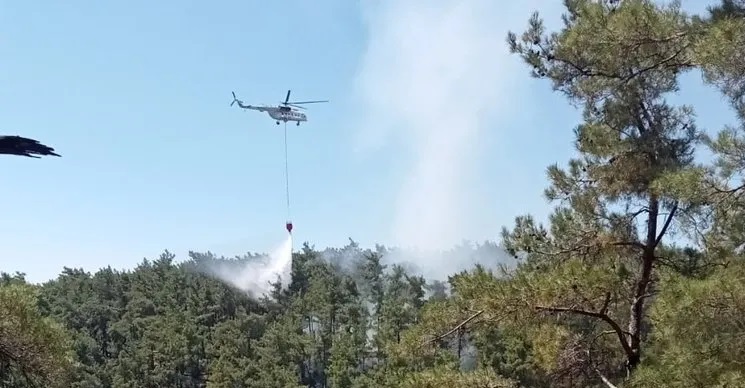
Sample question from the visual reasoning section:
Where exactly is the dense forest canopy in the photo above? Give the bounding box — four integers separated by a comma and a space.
2, 1, 745, 387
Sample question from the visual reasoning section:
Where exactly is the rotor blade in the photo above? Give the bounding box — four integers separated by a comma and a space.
284, 90, 291, 104
287, 100, 329, 104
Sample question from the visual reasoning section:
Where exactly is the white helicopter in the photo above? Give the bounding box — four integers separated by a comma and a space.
230, 89, 328, 126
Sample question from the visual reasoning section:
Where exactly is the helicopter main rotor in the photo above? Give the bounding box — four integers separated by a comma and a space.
279, 89, 328, 110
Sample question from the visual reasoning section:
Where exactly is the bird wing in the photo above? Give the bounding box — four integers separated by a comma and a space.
0, 135, 61, 158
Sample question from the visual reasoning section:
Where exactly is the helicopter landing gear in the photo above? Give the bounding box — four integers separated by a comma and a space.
296, 121, 300, 126
276, 121, 280, 125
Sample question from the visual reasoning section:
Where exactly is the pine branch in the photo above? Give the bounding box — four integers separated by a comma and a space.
600, 291, 612, 315
534, 305, 634, 361
654, 201, 679, 247
420, 310, 484, 348
611, 241, 646, 250
596, 368, 619, 388
542, 39, 694, 84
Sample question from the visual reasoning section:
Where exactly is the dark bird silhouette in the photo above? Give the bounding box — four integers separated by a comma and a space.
0, 135, 61, 158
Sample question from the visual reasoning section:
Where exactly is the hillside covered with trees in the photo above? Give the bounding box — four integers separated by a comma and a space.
3, 1, 745, 387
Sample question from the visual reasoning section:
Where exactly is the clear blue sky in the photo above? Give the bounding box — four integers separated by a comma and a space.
0, 0, 736, 283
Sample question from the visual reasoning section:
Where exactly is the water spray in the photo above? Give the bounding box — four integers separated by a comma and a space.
205, 233, 294, 298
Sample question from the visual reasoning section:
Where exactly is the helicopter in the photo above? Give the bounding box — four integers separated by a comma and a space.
230, 89, 328, 126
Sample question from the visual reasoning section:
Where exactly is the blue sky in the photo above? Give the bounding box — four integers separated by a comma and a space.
0, 0, 736, 283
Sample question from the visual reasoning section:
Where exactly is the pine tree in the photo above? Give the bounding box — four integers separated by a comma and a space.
451, 0, 710, 385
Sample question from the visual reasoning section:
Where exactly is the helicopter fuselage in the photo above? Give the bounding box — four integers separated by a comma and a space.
240, 104, 307, 125
267, 108, 307, 124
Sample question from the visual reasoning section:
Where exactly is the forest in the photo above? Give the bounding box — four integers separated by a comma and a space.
2, 1, 745, 387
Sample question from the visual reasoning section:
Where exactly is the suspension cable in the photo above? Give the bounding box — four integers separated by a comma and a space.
283, 121, 291, 222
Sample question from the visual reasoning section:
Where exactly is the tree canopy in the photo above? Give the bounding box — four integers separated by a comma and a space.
2, 1, 744, 387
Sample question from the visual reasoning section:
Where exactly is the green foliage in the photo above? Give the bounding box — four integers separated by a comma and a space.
395, 368, 516, 388
695, 2, 745, 117
630, 260, 745, 387
205, 313, 266, 387
3, 2, 745, 388
0, 281, 75, 387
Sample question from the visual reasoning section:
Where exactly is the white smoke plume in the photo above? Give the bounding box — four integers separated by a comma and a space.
353, 1, 552, 278
207, 234, 293, 298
